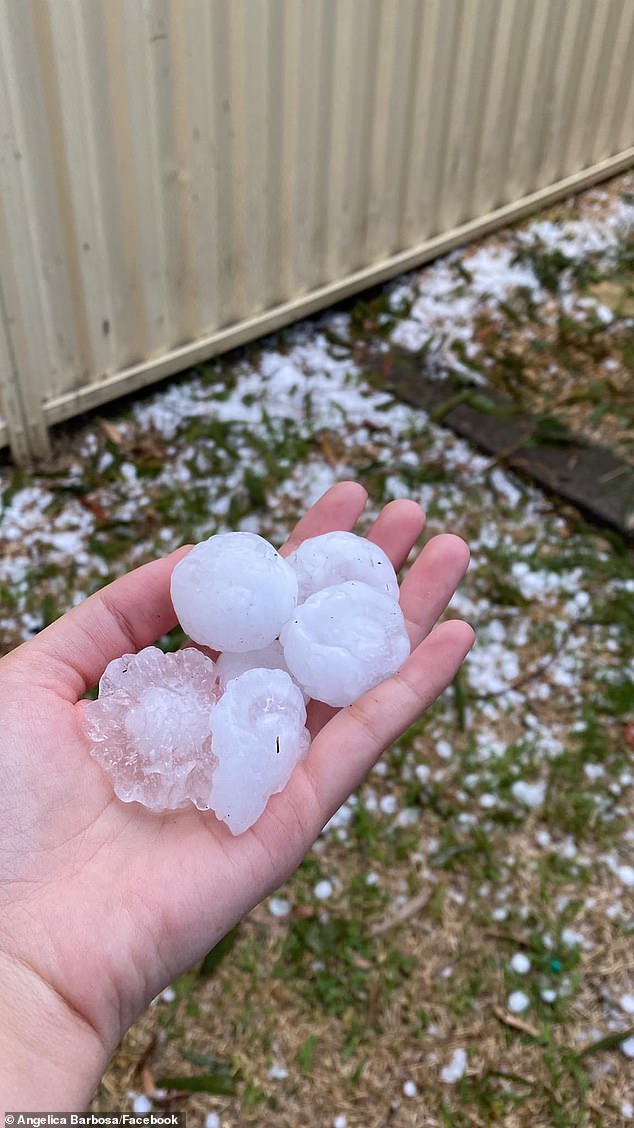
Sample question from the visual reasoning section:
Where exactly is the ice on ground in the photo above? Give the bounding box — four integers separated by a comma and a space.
287, 530, 399, 602
280, 580, 410, 707
511, 779, 546, 808
131, 1095, 152, 1114
208, 668, 310, 834
510, 953, 531, 974
268, 896, 291, 918
508, 990, 530, 1013
171, 531, 298, 652
85, 647, 219, 811
440, 1047, 467, 1084
313, 879, 334, 900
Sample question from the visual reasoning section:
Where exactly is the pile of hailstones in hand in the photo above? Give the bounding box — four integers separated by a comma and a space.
85, 531, 410, 834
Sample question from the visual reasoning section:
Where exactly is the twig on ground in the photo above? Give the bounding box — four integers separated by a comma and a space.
371, 890, 433, 936
492, 1005, 541, 1038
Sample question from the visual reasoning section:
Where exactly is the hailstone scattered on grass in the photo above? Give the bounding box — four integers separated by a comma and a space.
170, 531, 298, 652
84, 646, 219, 811
208, 668, 310, 834
287, 530, 399, 602
280, 580, 410, 707
86, 528, 412, 831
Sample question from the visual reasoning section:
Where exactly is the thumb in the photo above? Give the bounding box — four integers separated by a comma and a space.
10, 548, 190, 701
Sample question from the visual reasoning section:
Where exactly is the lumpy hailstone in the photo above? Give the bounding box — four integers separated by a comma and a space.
280, 580, 411, 707
170, 531, 298, 652
287, 530, 400, 602
208, 668, 310, 834
85, 647, 220, 811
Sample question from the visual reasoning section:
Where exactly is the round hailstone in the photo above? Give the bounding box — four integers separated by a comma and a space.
85, 646, 220, 810
170, 531, 298, 652
280, 580, 410, 707
287, 530, 399, 602
208, 668, 310, 834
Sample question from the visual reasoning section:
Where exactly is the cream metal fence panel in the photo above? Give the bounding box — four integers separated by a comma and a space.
0, 0, 633, 461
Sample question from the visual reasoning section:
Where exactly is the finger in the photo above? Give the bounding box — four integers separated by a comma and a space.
399, 534, 470, 644
14, 548, 190, 700
281, 480, 368, 554
304, 618, 475, 817
366, 499, 426, 572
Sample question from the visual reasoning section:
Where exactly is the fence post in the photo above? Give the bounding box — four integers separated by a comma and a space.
0, 279, 50, 464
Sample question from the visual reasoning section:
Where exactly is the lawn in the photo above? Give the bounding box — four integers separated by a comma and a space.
0, 172, 632, 1127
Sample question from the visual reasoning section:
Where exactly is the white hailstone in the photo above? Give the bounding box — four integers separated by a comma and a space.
507, 990, 530, 1013
511, 779, 546, 808
267, 1063, 288, 1080
216, 639, 309, 701
280, 580, 410, 707
313, 879, 334, 900
208, 668, 310, 834
132, 1095, 152, 1115
510, 953, 531, 975
170, 531, 298, 652
268, 896, 291, 918
85, 646, 219, 811
440, 1048, 467, 1084
287, 530, 399, 602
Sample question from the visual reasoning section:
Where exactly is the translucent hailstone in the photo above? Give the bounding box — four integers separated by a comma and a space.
170, 531, 298, 652
216, 640, 288, 688
287, 530, 399, 602
280, 580, 410, 707
208, 667, 310, 834
85, 646, 220, 810
216, 640, 310, 702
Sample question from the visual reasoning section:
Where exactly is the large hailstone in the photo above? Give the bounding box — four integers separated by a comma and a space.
170, 531, 298, 652
208, 667, 310, 834
287, 530, 400, 602
280, 580, 410, 707
85, 647, 219, 810
215, 639, 309, 701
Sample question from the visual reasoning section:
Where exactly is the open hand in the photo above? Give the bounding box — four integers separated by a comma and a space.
0, 482, 473, 1109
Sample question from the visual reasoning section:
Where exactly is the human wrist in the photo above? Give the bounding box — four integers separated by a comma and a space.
0, 949, 108, 1113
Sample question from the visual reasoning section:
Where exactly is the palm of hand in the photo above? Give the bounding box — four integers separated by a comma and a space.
0, 483, 473, 1064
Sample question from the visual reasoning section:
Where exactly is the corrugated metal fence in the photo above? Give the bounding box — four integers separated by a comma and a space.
1, 0, 633, 462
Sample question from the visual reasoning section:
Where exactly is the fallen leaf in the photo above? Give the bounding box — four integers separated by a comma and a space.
319, 430, 338, 468
78, 494, 109, 523
99, 418, 124, 446
142, 1065, 157, 1098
